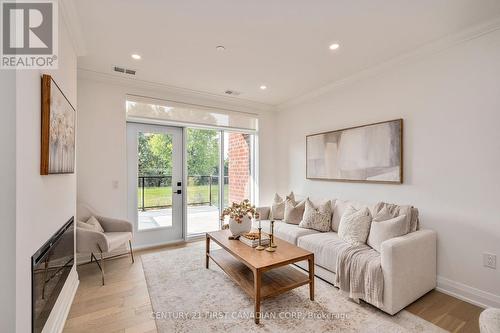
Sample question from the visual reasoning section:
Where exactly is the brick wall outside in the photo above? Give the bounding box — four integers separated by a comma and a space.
228, 133, 250, 204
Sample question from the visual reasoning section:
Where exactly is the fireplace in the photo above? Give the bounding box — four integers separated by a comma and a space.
32, 217, 74, 333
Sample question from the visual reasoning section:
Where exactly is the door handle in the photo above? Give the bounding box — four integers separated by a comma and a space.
176, 189, 182, 194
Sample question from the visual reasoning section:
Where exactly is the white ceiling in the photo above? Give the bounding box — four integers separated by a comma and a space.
75, 0, 500, 106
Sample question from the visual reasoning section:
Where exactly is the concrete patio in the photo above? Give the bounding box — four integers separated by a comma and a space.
138, 205, 220, 235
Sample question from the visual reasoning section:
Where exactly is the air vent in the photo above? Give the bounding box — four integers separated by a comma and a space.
113, 66, 136, 75
224, 90, 241, 96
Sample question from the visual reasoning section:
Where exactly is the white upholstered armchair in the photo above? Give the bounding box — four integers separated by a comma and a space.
76, 203, 134, 285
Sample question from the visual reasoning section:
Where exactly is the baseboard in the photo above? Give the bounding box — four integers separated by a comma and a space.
437, 276, 500, 309
134, 238, 186, 251
42, 265, 79, 333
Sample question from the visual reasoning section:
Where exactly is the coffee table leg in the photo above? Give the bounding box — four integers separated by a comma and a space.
205, 235, 210, 269
254, 269, 261, 324
308, 255, 315, 301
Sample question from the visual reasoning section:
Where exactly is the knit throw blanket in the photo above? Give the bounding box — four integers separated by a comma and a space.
334, 243, 384, 307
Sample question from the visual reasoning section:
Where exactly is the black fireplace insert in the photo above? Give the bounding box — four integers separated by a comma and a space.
32, 217, 74, 333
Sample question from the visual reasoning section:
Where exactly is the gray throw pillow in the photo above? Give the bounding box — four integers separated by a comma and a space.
283, 198, 305, 225
299, 199, 332, 232
367, 214, 408, 252
270, 192, 294, 220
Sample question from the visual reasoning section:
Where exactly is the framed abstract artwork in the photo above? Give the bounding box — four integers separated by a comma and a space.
40, 74, 76, 175
306, 119, 403, 184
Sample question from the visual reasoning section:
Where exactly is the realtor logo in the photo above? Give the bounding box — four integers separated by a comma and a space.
1, 0, 58, 69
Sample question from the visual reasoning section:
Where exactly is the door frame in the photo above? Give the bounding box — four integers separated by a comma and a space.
126, 122, 185, 247
127, 121, 259, 246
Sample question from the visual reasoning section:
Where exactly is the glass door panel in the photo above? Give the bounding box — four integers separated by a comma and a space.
127, 123, 183, 246
186, 128, 221, 235
137, 131, 173, 230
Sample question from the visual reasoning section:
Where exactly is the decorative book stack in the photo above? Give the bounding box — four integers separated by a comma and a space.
239, 232, 270, 248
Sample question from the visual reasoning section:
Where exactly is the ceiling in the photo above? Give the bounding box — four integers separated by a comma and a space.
75, 0, 500, 106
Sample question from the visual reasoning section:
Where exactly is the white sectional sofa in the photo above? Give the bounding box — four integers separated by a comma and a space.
254, 198, 437, 315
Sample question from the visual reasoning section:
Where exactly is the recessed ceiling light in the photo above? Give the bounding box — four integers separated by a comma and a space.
329, 43, 340, 51
260, 85, 267, 90
131, 54, 141, 60
216, 45, 226, 51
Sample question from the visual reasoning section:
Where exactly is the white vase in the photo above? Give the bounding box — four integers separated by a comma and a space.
228, 216, 252, 237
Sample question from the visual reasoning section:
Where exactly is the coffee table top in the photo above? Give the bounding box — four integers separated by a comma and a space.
206, 229, 313, 271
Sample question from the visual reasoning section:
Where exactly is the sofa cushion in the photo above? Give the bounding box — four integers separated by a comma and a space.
105, 232, 132, 251
297, 232, 347, 272
252, 220, 318, 245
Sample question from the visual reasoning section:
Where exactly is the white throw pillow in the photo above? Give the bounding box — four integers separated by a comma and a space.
86, 216, 104, 233
367, 214, 408, 252
270, 192, 295, 220
283, 198, 305, 225
332, 199, 364, 232
299, 199, 332, 232
337, 206, 372, 245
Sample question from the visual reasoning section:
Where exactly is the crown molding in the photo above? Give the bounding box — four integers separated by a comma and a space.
59, 0, 87, 56
279, 16, 500, 110
77, 68, 276, 114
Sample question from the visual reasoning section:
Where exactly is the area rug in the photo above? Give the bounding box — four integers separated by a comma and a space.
141, 244, 445, 333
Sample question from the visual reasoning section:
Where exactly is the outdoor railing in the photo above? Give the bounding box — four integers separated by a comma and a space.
138, 175, 228, 211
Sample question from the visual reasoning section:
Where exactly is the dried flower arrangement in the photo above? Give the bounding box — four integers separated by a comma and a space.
220, 199, 259, 223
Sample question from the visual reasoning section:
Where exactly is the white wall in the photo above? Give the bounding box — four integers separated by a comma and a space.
275, 29, 500, 307
76, 74, 276, 244
15, 13, 78, 332
0, 70, 16, 332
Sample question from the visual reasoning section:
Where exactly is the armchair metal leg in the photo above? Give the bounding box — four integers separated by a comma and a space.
96, 244, 105, 286
129, 240, 135, 263
90, 252, 104, 285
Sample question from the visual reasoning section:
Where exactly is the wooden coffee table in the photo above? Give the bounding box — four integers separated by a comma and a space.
205, 229, 314, 324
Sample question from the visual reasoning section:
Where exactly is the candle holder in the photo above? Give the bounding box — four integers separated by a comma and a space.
255, 227, 265, 251
266, 220, 276, 252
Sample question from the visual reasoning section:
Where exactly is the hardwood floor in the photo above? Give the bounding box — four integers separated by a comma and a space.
64, 241, 483, 333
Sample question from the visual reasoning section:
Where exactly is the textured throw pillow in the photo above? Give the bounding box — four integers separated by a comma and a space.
299, 199, 332, 232
372, 206, 393, 222
283, 198, 305, 225
86, 216, 104, 233
367, 214, 408, 252
77, 220, 96, 231
331, 199, 361, 232
270, 192, 295, 220
337, 206, 372, 245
